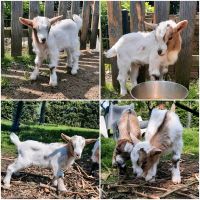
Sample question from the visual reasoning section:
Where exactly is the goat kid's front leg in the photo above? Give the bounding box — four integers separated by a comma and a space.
66, 49, 73, 68
49, 51, 59, 86
171, 151, 181, 184
130, 63, 140, 88
30, 55, 43, 80
149, 57, 161, 81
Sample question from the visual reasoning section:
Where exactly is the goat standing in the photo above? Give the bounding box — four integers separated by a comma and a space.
105, 20, 188, 96
19, 15, 82, 86
3, 133, 96, 191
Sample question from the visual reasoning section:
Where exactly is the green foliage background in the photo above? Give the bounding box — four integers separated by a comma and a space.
1, 101, 99, 129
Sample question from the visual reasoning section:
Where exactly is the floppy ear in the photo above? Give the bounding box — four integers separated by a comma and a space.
149, 147, 162, 157
49, 15, 63, 25
61, 133, 71, 142
144, 21, 158, 30
85, 139, 97, 145
19, 17, 33, 28
176, 20, 188, 33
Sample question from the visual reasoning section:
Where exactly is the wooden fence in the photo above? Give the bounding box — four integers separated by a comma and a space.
1, 1, 99, 57
102, 1, 198, 90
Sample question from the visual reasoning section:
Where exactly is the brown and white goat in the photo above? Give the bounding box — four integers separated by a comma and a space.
3, 133, 96, 191
112, 109, 141, 175
19, 15, 82, 86
131, 104, 183, 184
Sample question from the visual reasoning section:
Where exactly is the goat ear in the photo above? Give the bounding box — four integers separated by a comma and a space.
61, 133, 71, 142
144, 21, 158, 30
176, 20, 188, 33
49, 15, 63, 25
149, 147, 162, 157
85, 139, 97, 145
19, 17, 33, 28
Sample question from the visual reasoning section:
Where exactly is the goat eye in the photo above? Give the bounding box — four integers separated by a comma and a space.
168, 37, 173, 40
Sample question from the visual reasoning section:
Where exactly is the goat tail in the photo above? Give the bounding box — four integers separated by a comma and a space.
10, 132, 21, 146
104, 45, 117, 58
73, 14, 83, 30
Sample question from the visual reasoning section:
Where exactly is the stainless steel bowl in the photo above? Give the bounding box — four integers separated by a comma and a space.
130, 81, 188, 99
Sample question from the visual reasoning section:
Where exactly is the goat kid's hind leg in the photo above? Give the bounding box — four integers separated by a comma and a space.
130, 63, 140, 88
3, 157, 30, 188
171, 143, 182, 184
117, 61, 130, 96
66, 49, 73, 69
71, 50, 80, 75
30, 55, 43, 80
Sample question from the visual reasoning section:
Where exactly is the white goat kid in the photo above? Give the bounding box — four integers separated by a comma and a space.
19, 15, 82, 86
105, 20, 188, 96
130, 106, 183, 184
3, 133, 96, 191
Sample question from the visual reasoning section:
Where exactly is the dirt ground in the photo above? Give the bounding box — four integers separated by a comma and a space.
1, 152, 99, 199
2, 50, 99, 99
101, 155, 199, 199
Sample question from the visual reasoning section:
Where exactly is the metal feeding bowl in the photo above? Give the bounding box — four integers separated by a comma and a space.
130, 81, 188, 99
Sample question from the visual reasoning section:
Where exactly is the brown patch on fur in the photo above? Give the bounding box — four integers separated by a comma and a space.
66, 141, 75, 158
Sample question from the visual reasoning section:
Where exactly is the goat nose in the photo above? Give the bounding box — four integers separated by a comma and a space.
75, 153, 80, 158
157, 49, 162, 55
41, 38, 46, 43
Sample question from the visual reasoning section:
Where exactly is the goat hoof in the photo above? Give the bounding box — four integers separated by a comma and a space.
49, 81, 58, 87
120, 91, 127, 97
3, 183, 11, 189
172, 176, 181, 184
71, 69, 78, 75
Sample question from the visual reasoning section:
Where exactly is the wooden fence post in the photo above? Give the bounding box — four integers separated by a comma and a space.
107, 1, 122, 91
90, 1, 99, 49
80, 1, 91, 49
101, 36, 105, 87
58, 1, 69, 19
45, 1, 54, 18
71, 1, 80, 15
11, 1, 23, 57
175, 1, 197, 89
1, 1, 4, 58
154, 1, 170, 23
130, 1, 146, 83
28, 1, 40, 55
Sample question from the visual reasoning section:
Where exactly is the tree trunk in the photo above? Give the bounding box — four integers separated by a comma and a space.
175, 1, 197, 88
39, 101, 47, 124
107, 1, 123, 91
11, 101, 24, 132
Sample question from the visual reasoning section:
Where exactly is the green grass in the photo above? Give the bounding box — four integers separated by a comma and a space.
1, 53, 35, 70
102, 80, 199, 99
1, 77, 11, 89
1, 120, 99, 156
101, 128, 199, 172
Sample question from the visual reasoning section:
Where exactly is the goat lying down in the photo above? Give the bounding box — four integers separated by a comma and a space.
131, 105, 183, 184
105, 20, 188, 96
112, 109, 141, 175
19, 15, 82, 86
3, 133, 96, 191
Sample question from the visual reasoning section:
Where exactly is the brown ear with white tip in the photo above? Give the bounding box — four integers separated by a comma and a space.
85, 139, 97, 145
19, 17, 33, 28
61, 133, 71, 142
176, 20, 188, 33
49, 15, 63, 25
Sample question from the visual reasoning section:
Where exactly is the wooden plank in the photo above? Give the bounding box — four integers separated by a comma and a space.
1, 1, 4, 57
11, 1, 23, 56
154, 1, 170, 23
28, 1, 40, 55
90, 1, 99, 49
45, 1, 54, 18
130, 1, 146, 83
107, 1, 122, 91
58, 1, 69, 19
175, 1, 197, 89
80, 1, 91, 49
71, 1, 80, 15
101, 36, 105, 87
